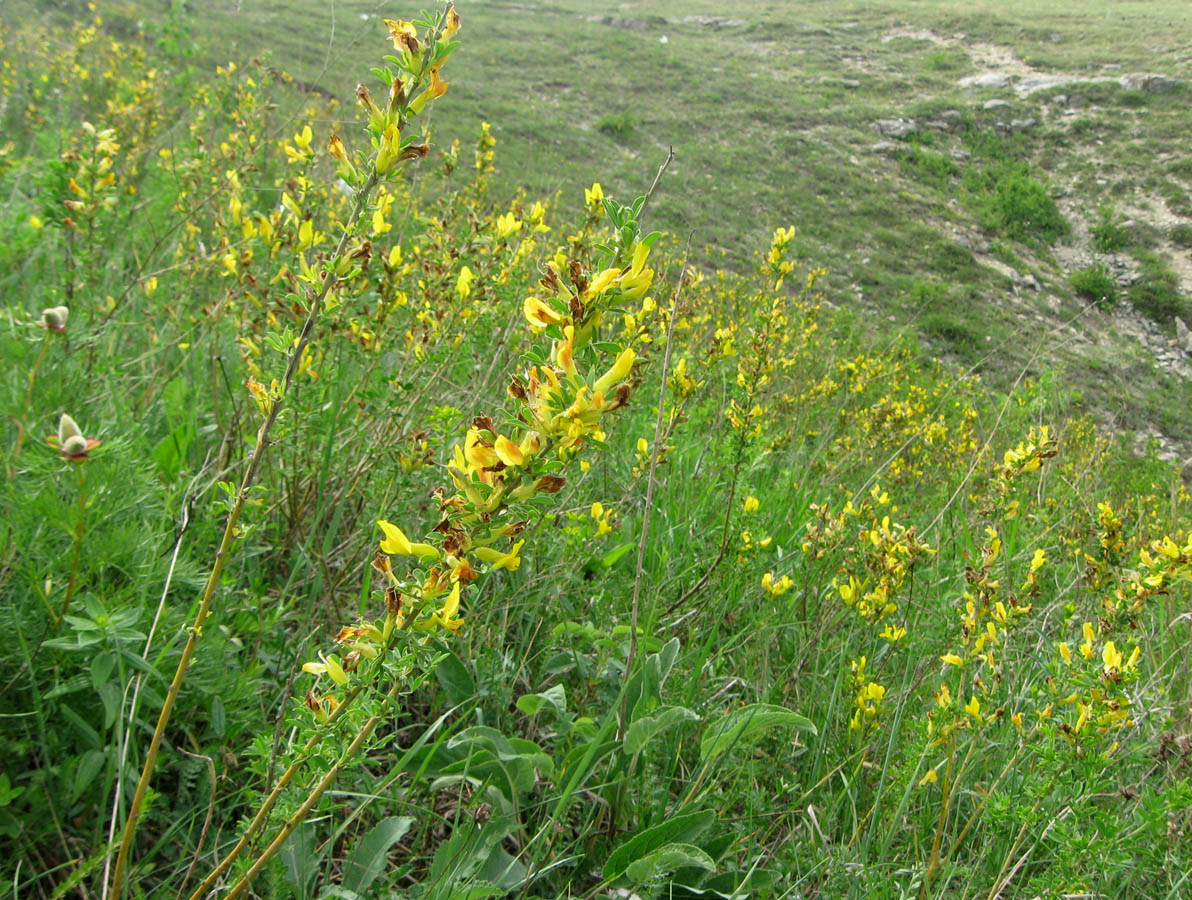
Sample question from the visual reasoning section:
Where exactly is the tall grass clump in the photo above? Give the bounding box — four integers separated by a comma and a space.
2, 6, 1191, 900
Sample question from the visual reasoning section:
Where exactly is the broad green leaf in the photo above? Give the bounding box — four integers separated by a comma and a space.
623, 705, 700, 756
600, 542, 634, 568
626, 843, 715, 884
342, 815, 415, 894
515, 684, 566, 719
602, 809, 716, 881
699, 703, 816, 762
435, 652, 476, 706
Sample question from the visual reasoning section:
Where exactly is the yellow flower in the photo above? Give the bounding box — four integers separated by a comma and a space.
426, 582, 465, 632
1102, 640, 1123, 673
880, 624, 907, 643
1030, 548, 1046, 571
940, 653, 964, 666
1058, 642, 1072, 665
463, 427, 499, 469
964, 696, 981, 722
918, 768, 939, 787
493, 434, 524, 467
523, 295, 565, 329
761, 572, 793, 596
456, 265, 475, 299
495, 212, 521, 239
377, 520, 439, 559
584, 181, 603, 207
473, 539, 525, 572
444, 4, 461, 38
385, 18, 419, 51
743, 496, 760, 513
593, 347, 635, 396
302, 652, 349, 686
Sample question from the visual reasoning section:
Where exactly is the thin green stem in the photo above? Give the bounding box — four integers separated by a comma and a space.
59, 460, 87, 622
109, 167, 381, 900
10, 335, 50, 470
183, 682, 365, 900
221, 682, 401, 900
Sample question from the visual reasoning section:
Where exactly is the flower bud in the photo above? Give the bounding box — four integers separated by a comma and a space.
58, 414, 82, 444
40, 306, 69, 331
62, 435, 89, 456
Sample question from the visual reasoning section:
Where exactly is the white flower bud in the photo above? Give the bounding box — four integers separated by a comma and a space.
58, 414, 82, 444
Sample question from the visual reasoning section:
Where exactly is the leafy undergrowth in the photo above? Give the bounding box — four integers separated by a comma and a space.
1, 8, 1191, 900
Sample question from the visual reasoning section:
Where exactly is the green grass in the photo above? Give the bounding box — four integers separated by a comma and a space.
3, 3, 1192, 899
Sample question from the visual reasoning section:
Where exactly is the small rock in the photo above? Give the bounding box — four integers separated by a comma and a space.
1016, 73, 1077, 94
1176, 317, 1192, 355
1052, 93, 1068, 105
983, 98, 1011, 111
841, 78, 861, 88
940, 109, 963, 123
1008, 117, 1038, 133
950, 149, 972, 162
873, 118, 917, 138
869, 140, 903, 155
1119, 73, 1178, 93
961, 72, 1012, 89
1024, 273, 1041, 292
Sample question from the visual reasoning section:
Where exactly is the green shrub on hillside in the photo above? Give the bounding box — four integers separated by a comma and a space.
1090, 203, 1129, 252
1070, 262, 1119, 307
980, 168, 1068, 244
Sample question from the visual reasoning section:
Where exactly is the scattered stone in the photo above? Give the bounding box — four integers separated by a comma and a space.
1008, 117, 1038, 133
869, 140, 903, 155
983, 99, 1011, 111
1176, 317, 1192, 355
940, 109, 963, 124
678, 15, 747, 28
1119, 73, 1178, 93
1024, 273, 1041, 292
1016, 73, 1079, 95
950, 149, 972, 162
873, 118, 916, 138
586, 15, 663, 30
960, 72, 1011, 89
1052, 93, 1068, 106
841, 78, 861, 89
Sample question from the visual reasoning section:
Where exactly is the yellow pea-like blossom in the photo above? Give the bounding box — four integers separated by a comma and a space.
493, 434, 524, 467
377, 520, 439, 559
473, 540, 525, 572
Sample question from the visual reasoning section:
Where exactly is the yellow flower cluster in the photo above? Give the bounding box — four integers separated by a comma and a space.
848, 655, 886, 734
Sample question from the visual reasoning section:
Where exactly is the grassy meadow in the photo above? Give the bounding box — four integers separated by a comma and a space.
1, 2, 1191, 899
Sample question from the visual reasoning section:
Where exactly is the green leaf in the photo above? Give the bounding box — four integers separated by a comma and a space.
342, 816, 415, 894
435, 652, 476, 707
602, 809, 716, 881
72, 750, 106, 803
699, 704, 816, 762
623, 706, 700, 756
151, 421, 195, 481
89, 651, 115, 694
210, 695, 226, 739
600, 542, 634, 568
626, 843, 715, 884
515, 684, 566, 719
690, 867, 778, 899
